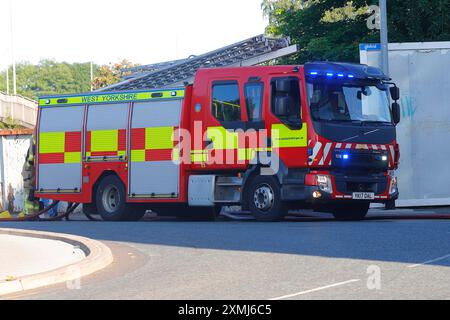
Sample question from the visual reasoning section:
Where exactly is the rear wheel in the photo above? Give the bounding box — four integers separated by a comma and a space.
95, 175, 130, 221
332, 202, 370, 221
246, 175, 287, 222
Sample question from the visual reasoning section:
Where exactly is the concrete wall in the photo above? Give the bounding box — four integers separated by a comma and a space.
0, 92, 37, 128
360, 42, 450, 206
0, 130, 32, 212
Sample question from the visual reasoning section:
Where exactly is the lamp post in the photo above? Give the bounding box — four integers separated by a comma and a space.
90, 61, 94, 91
380, 0, 389, 77
6, 67, 9, 95
8, 0, 17, 96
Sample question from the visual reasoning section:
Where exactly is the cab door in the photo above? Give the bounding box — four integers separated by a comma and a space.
200, 79, 248, 170
266, 76, 309, 168
239, 80, 268, 163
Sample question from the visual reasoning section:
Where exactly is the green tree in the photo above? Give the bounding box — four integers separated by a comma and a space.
0, 59, 96, 100
263, 0, 450, 64
0, 59, 139, 99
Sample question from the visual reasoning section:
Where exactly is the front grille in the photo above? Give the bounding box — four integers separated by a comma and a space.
333, 172, 388, 195
346, 182, 376, 193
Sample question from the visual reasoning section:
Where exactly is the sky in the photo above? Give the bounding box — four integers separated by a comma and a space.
0, 0, 268, 70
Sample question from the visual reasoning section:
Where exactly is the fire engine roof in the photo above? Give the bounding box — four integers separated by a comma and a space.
304, 62, 389, 80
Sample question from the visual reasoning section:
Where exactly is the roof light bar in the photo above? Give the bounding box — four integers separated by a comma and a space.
307, 71, 357, 79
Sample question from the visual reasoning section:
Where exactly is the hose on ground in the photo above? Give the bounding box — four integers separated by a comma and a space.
39, 203, 81, 222
0, 201, 101, 222
0, 201, 61, 222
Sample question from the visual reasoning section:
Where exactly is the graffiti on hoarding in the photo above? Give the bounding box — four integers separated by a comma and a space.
400, 95, 418, 120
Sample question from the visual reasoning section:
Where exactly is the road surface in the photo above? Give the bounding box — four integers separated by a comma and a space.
2, 212, 450, 299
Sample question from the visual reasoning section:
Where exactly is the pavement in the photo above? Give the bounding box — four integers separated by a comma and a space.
0, 234, 85, 282
1, 207, 450, 300
0, 228, 113, 296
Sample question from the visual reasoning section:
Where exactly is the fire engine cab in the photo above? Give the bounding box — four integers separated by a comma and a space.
36, 62, 401, 221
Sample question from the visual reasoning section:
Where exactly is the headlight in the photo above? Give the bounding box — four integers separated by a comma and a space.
316, 175, 333, 193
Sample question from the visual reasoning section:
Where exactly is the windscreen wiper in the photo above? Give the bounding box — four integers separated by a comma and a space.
361, 120, 392, 126
313, 118, 361, 123
329, 119, 363, 124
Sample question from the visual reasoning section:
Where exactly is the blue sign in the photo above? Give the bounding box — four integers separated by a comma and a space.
359, 43, 381, 51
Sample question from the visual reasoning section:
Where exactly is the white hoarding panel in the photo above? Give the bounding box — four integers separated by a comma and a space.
361, 42, 450, 206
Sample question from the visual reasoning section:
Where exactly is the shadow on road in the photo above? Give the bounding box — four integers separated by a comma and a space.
2, 211, 450, 268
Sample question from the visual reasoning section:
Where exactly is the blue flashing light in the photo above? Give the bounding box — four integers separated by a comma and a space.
348, 74, 355, 78
310, 71, 318, 75
326, 73, 334, 77
343, 154, 350, 160
338, 74, 344, 77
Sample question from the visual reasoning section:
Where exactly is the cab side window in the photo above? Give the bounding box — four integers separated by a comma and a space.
212, 81, 241, 122
244, 83, 264, 121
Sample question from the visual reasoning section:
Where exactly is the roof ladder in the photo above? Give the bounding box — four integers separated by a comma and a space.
98, 34, 297, 92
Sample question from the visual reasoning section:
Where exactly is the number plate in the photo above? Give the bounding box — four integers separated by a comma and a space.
352, 192, 375, 200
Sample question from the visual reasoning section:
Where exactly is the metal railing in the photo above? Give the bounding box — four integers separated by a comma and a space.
0, 91, 37, 128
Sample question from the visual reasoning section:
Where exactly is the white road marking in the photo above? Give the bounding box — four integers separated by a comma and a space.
408, 254, 450, 268
269, 279, 361, 300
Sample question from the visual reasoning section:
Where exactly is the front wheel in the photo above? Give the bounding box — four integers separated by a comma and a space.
246, 175, 287, 222
332, 202, 370, 221
95, 175, 130, 221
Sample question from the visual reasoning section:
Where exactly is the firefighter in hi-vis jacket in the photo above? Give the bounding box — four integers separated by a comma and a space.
21, 141, 40, 215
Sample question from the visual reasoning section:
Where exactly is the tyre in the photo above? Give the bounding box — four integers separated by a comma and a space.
95, 175, 130, 221
246, 175, 287, 222
332, 202, 370, 221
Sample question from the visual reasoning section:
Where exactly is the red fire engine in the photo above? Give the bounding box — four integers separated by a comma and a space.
35, 62, 400, 221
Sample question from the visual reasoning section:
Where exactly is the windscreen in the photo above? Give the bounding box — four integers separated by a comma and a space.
306, 80, 392, 123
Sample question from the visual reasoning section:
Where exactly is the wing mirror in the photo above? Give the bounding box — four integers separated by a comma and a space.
390, 86, 400, 101
392, 102, 401, 125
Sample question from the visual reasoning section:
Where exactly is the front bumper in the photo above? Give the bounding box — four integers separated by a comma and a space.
281, 172, 398, 203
